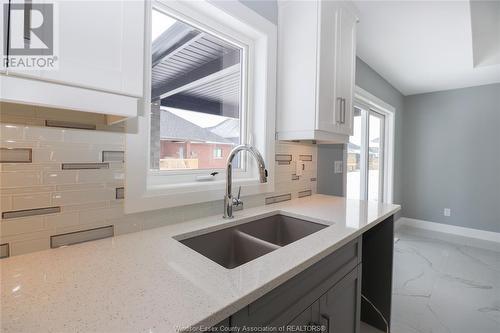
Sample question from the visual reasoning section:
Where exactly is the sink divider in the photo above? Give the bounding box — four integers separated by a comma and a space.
234, 230, 282, 252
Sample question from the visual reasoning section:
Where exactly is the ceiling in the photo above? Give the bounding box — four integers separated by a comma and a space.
354, 0, 500, 96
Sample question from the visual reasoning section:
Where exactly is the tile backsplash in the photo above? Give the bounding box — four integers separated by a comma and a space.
0, 103, 317, 257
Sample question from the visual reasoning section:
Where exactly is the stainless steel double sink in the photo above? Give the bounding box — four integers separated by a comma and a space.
177, 214, 328, 269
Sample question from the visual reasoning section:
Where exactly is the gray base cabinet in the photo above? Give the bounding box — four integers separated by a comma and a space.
319, 267, 361, 333
285, 267, 361, 332
215, 216, 395, 333
229, 237, 362, 332
287, 300, 320, 328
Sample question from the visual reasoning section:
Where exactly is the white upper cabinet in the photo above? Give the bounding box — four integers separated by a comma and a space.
47, 0, 144, 97
277, 1, 358, 142
335, 4, 357, 136
1, 0, 145, 117
8, 0, 145, 97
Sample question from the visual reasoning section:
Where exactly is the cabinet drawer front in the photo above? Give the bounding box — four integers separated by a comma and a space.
231, 237, 361, 327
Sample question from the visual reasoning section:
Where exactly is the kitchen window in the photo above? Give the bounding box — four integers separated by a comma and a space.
149, 7, 245, 173
125, 0, 277, 213
346, 87, 395, 203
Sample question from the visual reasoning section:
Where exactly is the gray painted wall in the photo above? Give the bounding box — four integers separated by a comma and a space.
318, 58, 405, 218
355, 58, 405, 208
317, 144, 345, 196
402, 84, 500, 233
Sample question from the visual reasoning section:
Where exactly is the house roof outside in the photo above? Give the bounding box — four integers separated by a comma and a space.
160, 109, 237, 144
207, 118, 240, 143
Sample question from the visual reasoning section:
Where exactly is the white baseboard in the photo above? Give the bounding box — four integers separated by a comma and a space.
397, 217, 500, 244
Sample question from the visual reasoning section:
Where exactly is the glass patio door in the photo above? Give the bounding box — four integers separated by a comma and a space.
347, 105, 385, 201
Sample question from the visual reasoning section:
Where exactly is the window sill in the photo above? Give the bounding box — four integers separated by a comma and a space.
147, 177, 261, 192
125, 179, 273, 214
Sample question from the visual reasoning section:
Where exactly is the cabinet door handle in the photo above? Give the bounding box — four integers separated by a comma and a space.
344, 98, 347, 124
341, 98, 346, 124
320, 314, 330, 332
307, 321, 320, 329
342, 98, 345, 124
336, 97, 343, 123
344, 98, 348, 124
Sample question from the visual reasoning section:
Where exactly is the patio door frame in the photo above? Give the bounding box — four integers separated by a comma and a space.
345, 86, 396, 203
367, 109, 385, 201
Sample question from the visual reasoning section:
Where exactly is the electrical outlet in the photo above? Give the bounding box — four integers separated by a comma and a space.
334, 161, 343, 174
444, 208, 451, 217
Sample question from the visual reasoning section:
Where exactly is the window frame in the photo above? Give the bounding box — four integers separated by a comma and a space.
151, 3, 249, 178
125, 0, 276, 213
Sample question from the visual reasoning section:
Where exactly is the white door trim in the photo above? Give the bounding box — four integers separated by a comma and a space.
368, 109, 385, 201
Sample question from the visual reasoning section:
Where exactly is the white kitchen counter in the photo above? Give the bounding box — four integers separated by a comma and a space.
0, 195, 400, 333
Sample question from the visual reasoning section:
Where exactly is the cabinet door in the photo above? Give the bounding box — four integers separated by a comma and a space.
334, 6, 357, 136
319, 266, 361, 333
9, 0, 144, 97
316, 0, 342, 133
287, 300, 321, 331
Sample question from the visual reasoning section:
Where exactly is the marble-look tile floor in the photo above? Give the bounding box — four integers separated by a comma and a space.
361, 321, 386, 333
391, 227, 500, 333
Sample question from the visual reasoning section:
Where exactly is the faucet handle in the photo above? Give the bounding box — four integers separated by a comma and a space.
233, 186, 243, 210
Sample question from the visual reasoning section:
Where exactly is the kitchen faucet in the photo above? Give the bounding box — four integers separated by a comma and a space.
224, 145, 268, 219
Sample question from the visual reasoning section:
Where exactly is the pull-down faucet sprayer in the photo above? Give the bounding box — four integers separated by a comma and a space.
223, 145, 268, 219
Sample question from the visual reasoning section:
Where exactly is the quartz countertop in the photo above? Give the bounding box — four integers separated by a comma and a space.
0, 195, 400, 333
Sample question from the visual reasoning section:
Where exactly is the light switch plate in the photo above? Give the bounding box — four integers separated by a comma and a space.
295, 161, 304, 176
334, 161, 343, 174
